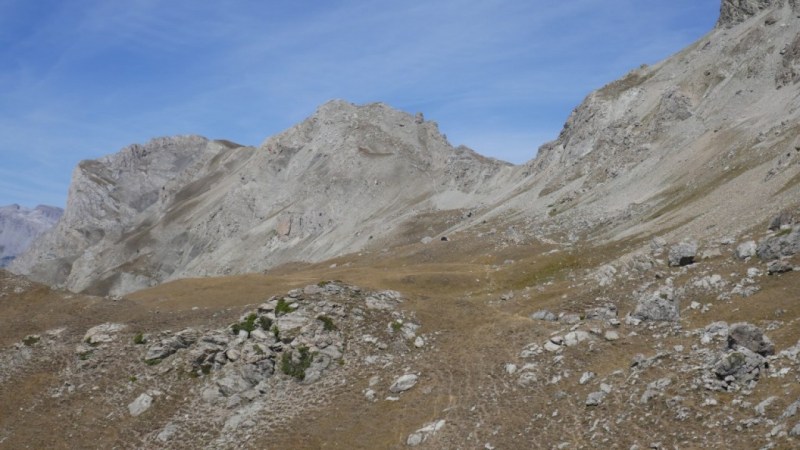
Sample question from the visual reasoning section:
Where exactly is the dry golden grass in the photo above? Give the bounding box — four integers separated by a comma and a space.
2, 219, 800, 449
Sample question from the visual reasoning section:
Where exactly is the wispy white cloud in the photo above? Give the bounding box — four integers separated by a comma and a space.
0, 0, 720, 206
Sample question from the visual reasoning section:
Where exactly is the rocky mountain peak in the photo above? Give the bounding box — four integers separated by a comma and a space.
11, 100, 513, 296
717, 0, 791, 28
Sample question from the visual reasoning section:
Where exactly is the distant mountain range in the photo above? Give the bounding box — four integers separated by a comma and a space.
0, 204, 62, 267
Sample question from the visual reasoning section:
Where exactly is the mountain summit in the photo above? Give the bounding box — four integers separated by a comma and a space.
11, 101, 512, 295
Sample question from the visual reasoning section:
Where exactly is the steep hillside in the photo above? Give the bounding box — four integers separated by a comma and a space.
489, 0, 800, 244
11, 102, 513, 295
0, 204, 62, 267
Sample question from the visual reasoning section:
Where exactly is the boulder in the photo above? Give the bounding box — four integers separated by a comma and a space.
83, 323, 126, 346
216, 366, 257, 396
632, 287, 680, 322
145, 336, 189, 362
668, 240, 698, 266
728, 323, 775, 356
736, 241, 757, 259
757, 227, 800, 261
768, 211, 794, 231
767, 259, 793, 275
713, 347, 766, 383
563, 331, 590, 347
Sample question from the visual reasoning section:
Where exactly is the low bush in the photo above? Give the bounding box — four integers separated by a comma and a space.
317, 315, 337, 331
280, 346, 313, 380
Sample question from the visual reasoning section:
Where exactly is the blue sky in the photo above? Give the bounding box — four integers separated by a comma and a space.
0, 0, 719, 207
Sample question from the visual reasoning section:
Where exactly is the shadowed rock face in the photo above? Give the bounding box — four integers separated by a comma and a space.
0, 204, 62, 267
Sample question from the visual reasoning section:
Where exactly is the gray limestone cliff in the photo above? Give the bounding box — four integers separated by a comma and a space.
11, 103, 513, 295
496, 0, 800, 242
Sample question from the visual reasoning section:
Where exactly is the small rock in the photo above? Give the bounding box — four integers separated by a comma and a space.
519, 343, 542, 358
157, 423, 178, 442
128, 393, 153, 417
767, 259, 793, 275
586, 391, 606, 406
559, 313, 582, 325
604, 330, 620, 341
517, 371, 538, 387
390, 374, 419, 393
407, 420, 445, 447
544, 341, 562, 353
531, 310, 557, 321
756, 396, 778, 416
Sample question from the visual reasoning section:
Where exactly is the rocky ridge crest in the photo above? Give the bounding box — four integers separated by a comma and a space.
12, 102, 513, 295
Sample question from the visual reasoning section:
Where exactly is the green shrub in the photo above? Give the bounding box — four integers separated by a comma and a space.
22, 335, 39, 346
317, 315, 337, 331
144, 358, 162, 366
280, 346, 314, 380
776, 228, 792, 237
275, 298, 292, 316
391, 321, 403, 332
259, 316, 273, 331
271, 325, 280, 340
231, 313, 258, 335
133, 333, 145, 345
317, 280, 330, 287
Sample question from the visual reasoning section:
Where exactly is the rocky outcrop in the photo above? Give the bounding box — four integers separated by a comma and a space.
718, 0, 781, 28
757, 226, 800, 260
0, 204, 62, 267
